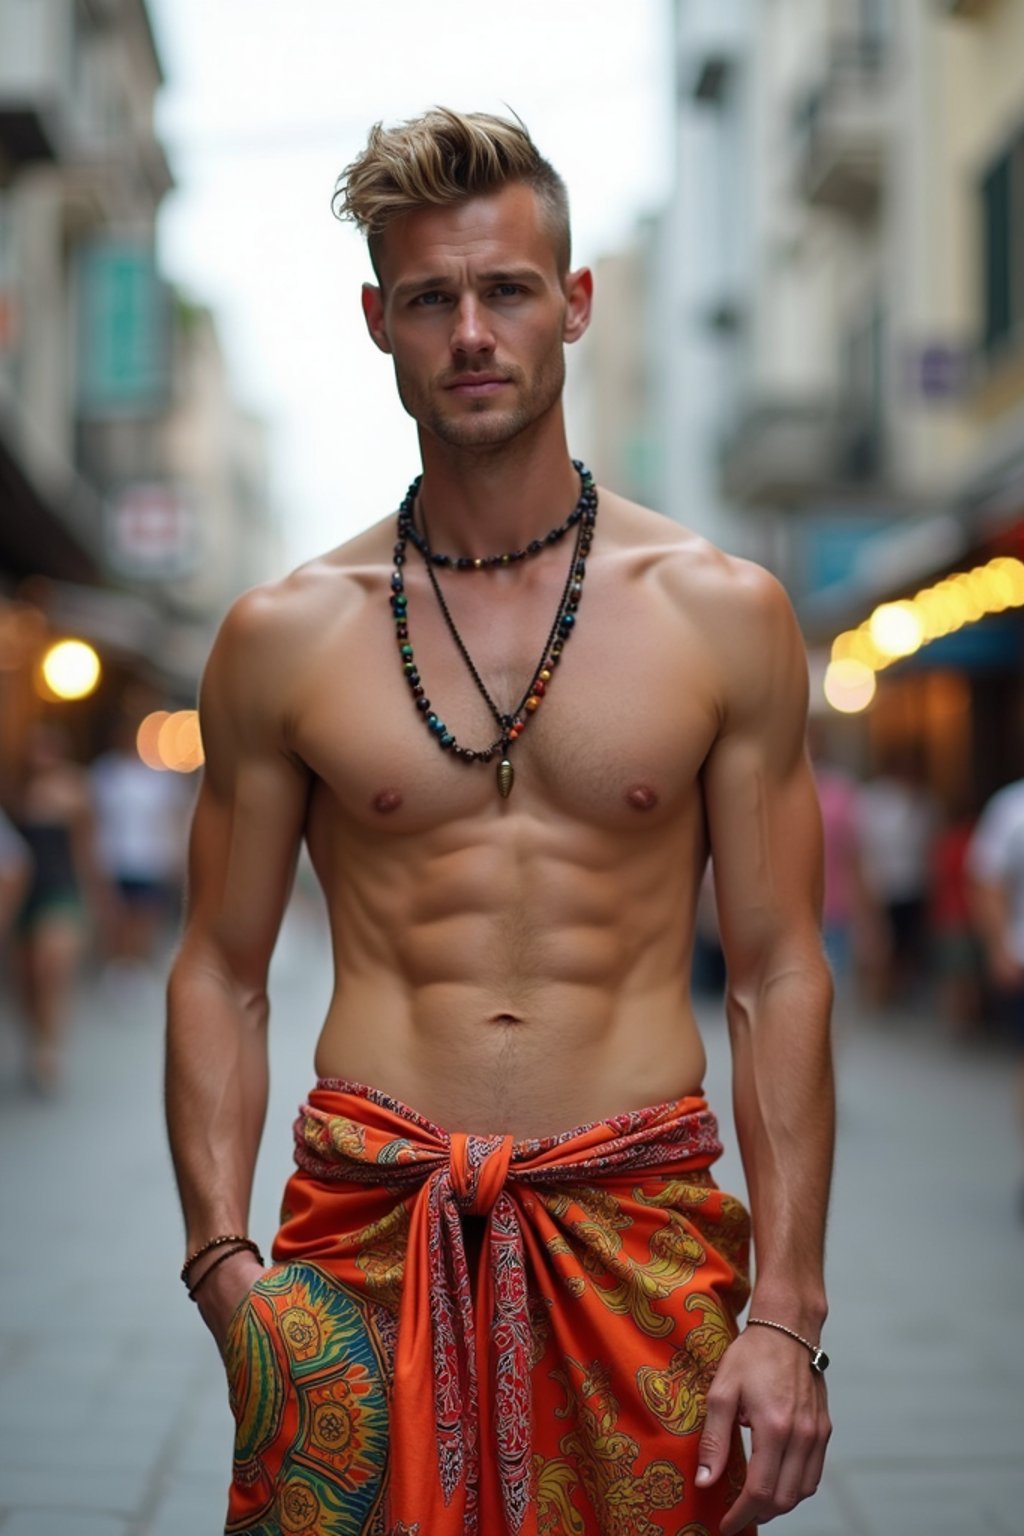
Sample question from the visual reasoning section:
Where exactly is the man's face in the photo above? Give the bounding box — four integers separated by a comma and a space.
361, 183, 591, 450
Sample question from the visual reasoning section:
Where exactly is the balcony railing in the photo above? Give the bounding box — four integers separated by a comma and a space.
719, 396, 885, 508
793, 37, 889, 219
0, 0, 72, 168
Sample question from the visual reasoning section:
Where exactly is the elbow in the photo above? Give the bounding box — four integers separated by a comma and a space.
724, 937, 834, 1041
167, 932, 271, 1034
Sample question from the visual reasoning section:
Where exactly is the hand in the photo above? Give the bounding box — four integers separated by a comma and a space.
192, 1249, 266, 1359
695, 1324, 831, 1535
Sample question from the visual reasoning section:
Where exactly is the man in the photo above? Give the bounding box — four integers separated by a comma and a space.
166, 108, 833, 1536
967, 776, 1024, 1213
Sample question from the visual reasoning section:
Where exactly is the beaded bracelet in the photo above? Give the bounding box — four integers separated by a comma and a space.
187, 1241, 264, 1302
180, 1232, 255, 1285
746, 1316, 830, 1375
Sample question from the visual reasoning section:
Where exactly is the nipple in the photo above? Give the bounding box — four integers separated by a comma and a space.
626, 784, 659, 812
373, 788, 403, 814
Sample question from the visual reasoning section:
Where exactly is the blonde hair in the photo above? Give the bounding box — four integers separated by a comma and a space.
334, 107, 571, 276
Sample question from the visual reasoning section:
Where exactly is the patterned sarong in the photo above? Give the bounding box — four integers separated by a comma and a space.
224, 1079, 752, 1536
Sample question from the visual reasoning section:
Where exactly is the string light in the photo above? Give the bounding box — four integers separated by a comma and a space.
826, 554, 1024, 714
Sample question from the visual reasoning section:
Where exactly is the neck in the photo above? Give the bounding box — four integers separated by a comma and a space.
414, 414, 581, 558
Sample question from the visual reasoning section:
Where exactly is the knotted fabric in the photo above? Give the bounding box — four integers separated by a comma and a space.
228, 1078, 752, 1536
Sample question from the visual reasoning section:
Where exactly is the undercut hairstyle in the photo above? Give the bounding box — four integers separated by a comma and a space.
334, 107, 571, 278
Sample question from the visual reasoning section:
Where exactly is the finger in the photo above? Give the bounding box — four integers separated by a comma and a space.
695, 1380, 739, 1490
799, 1401, 832, 1501
770, 1433, 813, 1519
719, 1487, 761, 1536
720, 1421, 787, 1536
763, 1396, 832, 1518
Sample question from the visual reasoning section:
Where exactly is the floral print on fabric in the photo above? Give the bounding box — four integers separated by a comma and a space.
225, 1080, 752, 1536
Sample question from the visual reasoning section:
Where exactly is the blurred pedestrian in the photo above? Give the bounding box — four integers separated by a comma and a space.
807, 724, 880, 994
929, 793, 983, 1035
0, 808, 31, 944
7, 721, 108, 1092
857, 749, 940, 1007
90, 715, 189, 987
966, 776, 1024, 1213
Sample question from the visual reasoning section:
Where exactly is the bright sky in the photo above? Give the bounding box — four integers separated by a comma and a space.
150, 0, 674, 567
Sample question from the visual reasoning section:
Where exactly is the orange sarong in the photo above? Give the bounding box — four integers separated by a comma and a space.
224, 1079, 752, 1536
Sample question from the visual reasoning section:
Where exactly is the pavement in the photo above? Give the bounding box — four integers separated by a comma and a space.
1, 904, 1022, 1536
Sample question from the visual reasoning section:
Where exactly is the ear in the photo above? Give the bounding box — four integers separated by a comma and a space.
562, 266, 593, 346
361, 284, 392, 354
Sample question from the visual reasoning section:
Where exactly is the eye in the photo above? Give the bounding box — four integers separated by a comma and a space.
492, 283, 525, 298
412, 291, 449, 307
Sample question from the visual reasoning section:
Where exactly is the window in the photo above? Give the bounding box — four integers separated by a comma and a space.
981, 130, 1024, 358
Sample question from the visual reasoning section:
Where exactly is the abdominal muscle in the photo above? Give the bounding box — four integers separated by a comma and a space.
307, 803, 710, 1139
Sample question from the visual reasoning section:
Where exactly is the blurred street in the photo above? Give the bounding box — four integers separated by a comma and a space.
1, 902, 1021, 1536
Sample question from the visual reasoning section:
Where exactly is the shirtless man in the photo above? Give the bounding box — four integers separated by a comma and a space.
166, 109, 833, 1536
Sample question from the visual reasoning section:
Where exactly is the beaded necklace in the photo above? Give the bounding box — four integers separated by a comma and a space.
390, 461, 598, 798
401, 484, 586, 570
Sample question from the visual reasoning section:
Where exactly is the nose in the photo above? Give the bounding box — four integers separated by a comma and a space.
449, 1133, 514, 1215
449, 295, 494, 360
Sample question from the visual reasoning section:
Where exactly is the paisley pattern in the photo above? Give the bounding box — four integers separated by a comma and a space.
225, 1264, 391, 1535
224, 1079, 752, 1536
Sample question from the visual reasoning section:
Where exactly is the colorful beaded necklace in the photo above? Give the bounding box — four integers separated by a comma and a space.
390, 460, 598, 798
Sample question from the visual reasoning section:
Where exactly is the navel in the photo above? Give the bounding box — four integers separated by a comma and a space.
626, 783, 659, 812
372, 788, 403, 814
488, 1011, 524, 1026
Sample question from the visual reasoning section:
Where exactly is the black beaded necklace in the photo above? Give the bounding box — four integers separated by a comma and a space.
401, 484, 586, 570
390, 461, 598, 798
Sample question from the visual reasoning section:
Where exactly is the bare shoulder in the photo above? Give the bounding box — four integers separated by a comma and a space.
604, 489, 797, 633
221, 518, 391, 644
602, 489, 805, 710
201, 516, 393, 737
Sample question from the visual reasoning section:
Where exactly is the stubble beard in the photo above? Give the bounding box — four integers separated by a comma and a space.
396, 349, 567, 451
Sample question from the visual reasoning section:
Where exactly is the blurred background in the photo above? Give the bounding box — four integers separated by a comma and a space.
1, 2, 1023, 1534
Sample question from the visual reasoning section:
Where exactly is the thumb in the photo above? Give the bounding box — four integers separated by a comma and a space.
696, 1383, 737, 1489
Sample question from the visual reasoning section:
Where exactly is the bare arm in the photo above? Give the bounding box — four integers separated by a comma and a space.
968, 877, 1024, 989
695, 566, 834, 1532
165, 587, 311, 1346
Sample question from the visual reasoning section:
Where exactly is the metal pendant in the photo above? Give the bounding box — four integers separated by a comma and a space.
497, 757, 514, 798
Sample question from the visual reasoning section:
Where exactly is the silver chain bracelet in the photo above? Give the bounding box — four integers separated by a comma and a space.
746, 1316, 830, 1375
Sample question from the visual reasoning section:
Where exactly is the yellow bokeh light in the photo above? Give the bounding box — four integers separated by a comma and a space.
868, 601, 925, 659
914, 588, 950, 639
824, 658, 877, 713
39, 639, 101, 701
830, 630, 858, 663
157, 709, 204, 772
827, 553, 1024, 691
136, 711, 170, 770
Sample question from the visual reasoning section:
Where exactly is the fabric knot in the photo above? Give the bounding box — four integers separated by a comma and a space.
449, 1133, 514, 1215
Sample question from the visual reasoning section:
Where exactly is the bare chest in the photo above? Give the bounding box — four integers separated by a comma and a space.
290, 561, 720, 835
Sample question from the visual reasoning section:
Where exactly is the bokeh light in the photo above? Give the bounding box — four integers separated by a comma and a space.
38, 638, 101, 700
868, 602, 925, 659
136, 710, 171, 770
157, 709, 204, 772
829, 555, 1024, 689
823, 658, 877, 714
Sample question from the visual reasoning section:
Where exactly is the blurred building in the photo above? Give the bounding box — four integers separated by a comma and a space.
0, 0, 278, 787
567, 225, 662, 510
653, 0, 1024, 806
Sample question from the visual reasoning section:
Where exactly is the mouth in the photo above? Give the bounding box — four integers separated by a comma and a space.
444, 375, 510, 397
